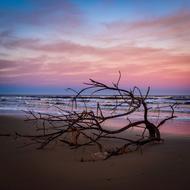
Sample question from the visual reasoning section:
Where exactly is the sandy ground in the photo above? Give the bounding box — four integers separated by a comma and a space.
0, 115, 190, 190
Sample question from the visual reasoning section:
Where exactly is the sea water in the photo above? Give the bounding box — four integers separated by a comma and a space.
0, 95, 190, 121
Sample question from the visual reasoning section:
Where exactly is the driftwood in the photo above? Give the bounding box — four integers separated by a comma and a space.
1, 72, 177, 161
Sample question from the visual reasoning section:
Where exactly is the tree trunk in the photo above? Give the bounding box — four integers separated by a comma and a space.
146, 121, 160, 140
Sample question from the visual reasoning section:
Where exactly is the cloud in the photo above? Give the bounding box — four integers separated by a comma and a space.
0, 4, 189, 91
0, 0, 85, 32
0, 55, 99, 86
0, 40, 189, 88
101, 9, 190, 52
0, 36, 104, 56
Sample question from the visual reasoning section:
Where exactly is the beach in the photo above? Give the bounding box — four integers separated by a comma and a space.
0, 115, 190, 190
1, 0, 190, 189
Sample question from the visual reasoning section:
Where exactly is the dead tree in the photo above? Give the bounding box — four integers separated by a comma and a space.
1, 72, 177, 160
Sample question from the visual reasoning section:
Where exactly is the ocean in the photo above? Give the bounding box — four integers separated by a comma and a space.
0, 95, 190, 121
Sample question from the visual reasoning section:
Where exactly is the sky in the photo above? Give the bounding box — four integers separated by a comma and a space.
0, 0, 190, 95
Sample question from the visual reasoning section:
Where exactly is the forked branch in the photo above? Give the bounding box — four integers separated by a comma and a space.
1, 72, 176, 161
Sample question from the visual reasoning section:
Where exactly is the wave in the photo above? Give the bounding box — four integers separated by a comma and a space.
0, 95, 190, 120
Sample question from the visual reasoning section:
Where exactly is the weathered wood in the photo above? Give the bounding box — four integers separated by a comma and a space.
1, 73, 176, 161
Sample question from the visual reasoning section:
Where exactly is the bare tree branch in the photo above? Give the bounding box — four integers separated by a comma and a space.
1, 73, 176, 161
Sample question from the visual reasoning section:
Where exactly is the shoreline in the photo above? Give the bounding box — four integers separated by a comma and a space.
0, 115, 190, 190
1, 110, 190, 136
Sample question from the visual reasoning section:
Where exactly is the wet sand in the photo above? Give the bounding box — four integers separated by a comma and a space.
0, 115, 190, 190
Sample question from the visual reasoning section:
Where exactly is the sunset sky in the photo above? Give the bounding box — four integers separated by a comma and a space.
0, 0, 190, 94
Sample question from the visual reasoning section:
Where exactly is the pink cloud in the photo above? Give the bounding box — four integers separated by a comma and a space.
0, 41, 189, 90
100, 9, 190, 52
0, 8, 190, 92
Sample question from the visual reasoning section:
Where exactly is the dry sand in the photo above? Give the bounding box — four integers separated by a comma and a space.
0, 115, 190, 190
